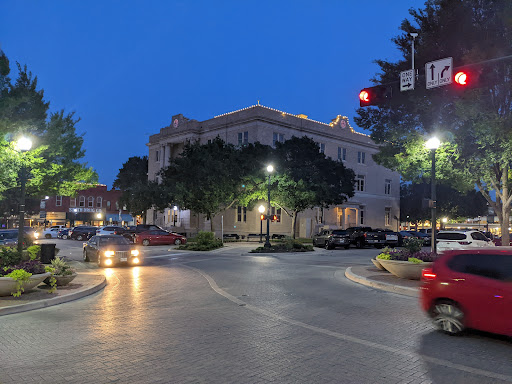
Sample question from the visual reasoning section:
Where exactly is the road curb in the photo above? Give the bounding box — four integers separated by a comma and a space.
345, 266, 418, 297
0, 274, 107, 316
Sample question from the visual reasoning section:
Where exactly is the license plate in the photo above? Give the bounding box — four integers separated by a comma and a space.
120, 257, 127, 262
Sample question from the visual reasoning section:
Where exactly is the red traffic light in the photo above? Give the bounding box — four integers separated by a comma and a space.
359, 90, 370, 103
271, 215, 278, 221
260, 214, 266, 221
454, 71, 468, 85
359, 85, 393, 107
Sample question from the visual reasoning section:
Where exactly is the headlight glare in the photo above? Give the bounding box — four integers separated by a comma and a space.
104, 251, 115, 257
131, 250, 139, 256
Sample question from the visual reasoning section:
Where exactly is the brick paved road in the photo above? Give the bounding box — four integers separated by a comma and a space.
1, 244, 511, 383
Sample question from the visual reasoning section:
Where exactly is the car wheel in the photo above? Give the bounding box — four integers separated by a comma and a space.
83, 250, 90, 262
142, 239, 150, 246
312, 239, 316, 247
356, 239, 363, 249
174, 239, 182, 245
62, 234, 68, 239
76, 234, 84, 241
431, 300, 465, 336
325, 242, 333, 250
45, 234, 52, 239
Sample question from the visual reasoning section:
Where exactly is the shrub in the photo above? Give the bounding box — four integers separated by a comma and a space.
0, 247, 22, 270
3, 260, 46, 276
408, 257, 423, 264
376, 253, 391, 260
250, 239, 313, 253
5, 269, 32, 297
178, 231, 223, 251
27, 245, 41, 260
50, 257, 75, 276
403, 237, 424, 254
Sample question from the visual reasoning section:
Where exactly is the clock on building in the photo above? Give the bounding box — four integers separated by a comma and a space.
173, 119, 179, 128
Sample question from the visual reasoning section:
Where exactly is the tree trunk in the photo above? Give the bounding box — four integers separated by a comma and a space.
291, 211, 298, 239
501, 165, 511, 246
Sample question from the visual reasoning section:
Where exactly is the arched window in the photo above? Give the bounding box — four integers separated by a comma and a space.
88, 196, 94, 207
96, 197, 102, 208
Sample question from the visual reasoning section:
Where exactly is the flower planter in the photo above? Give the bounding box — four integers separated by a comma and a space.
0, 272, 51, 297
44, 272, 77, 287
371, 258, 387, 271
377, 259, 433, 280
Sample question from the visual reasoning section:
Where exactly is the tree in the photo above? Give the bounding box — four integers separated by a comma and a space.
113, 156, 159, 223
355, 0, 512, 244
0, 56, 97, 201
272, 137, 355, 237
401, 182, 488, 223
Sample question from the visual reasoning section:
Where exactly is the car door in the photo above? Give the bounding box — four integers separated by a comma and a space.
85, 236, 99, 260
446, 253, 510, 334
471, 231, 493, 248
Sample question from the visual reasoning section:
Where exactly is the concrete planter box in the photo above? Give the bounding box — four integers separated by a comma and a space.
0, 272, 51, 297
44, 272, 77, 286
378, 259, 433, 280
371, 258, 387, 271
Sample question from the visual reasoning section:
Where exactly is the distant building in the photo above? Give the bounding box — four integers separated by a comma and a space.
37, 185, 134, 227
146, 104, 400, 237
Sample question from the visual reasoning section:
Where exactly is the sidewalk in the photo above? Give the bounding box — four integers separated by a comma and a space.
345, 265, 420, 297
0, 261, 106, 316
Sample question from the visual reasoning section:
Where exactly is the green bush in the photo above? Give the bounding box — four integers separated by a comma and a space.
407, 257, 423, 264
0, 247, 22, 270
27, 245, 41, 260
376, 253, 391, 260
178, 231, 223, 251
6, 269, 32, 297
250, 239, 314, 253
403, 238, 424, 253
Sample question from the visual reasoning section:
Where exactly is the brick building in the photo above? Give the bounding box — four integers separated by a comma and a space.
37, 185, 134, 227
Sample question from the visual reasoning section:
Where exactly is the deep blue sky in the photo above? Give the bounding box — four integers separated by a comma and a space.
1, 0, 425, 188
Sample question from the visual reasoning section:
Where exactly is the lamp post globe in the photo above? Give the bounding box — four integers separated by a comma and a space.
16, 136, 32, 253
264, 165, 274, 248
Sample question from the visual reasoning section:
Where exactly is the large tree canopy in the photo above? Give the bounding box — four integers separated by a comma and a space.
158, 136, 355, 236
0, 54, 97, 201
355, 0, 512, 243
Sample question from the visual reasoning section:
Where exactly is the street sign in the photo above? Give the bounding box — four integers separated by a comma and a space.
425, 57, 453, 89
400, 69, 415, 92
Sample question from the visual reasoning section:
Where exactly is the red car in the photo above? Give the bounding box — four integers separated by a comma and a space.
134, 230, 187, 246
420, 248, 512, 336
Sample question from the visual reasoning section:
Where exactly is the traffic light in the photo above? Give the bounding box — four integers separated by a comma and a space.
260, 214, 266, 221
454, 71, 468, 86
271, 215, 278, 222
359, 85, 393, 107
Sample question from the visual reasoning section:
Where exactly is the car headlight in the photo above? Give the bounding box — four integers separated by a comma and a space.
33, 233, 39, 239
131, 250, 139, 256
104, 250, 115, 257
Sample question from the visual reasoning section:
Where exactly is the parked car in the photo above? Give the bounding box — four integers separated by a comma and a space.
377, 229, 399, 247
324, 230, 351, 249
57, 228, 70, 239
0, 230, 18, 246
83, 235, 142, 267
410, 231, 431, 246
96, 226, 125, 236
346, 227, 387, 249
312, 229, 332, 247
135, 230, 187, 246
398, 231, 422, 246
118, 224, 163, 242
42, 227, 61, 239
68, 226, 98, 241
420, 248, 512, 336
436, 230, 494, 252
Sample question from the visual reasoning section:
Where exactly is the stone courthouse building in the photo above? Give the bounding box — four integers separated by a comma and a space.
146, 104, 400, 238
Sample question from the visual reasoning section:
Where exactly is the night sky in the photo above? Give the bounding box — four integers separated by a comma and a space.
1, 0, 426, 188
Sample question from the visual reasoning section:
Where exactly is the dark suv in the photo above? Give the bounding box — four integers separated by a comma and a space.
68, 226, 98, 241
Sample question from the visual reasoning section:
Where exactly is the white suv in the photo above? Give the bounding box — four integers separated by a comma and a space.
436, 230, 495, 252
96, 226, 124, 236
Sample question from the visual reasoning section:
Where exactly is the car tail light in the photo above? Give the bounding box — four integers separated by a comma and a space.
422, 268, 436, 281
458, 241, 471, 245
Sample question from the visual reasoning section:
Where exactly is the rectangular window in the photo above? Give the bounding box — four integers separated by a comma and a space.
319, 143, 325, 154
385, 179, 391, 195
56, 196, 62, 207
70, 198, 76, 207
385, 207, 391, 226
155, 150, 160, 162
357, 151, 366, 164
356, 175, 365, 192
96, 197, 102, 208
360, 207, 365, 225
79, 196, 85, 207
273, 132, 284, 147
271, 207, 282, 222
338, 147, 347, 161
238, 131, 249, 146
237, 206, 247, 222
88, 197, 94, 208
107, 201, 111, 210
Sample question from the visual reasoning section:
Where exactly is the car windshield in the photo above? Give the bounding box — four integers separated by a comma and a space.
332, 230, 348, 235
99, 237, 130, 246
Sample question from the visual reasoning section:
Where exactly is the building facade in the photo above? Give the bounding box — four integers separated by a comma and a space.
146, 104, 400, 238
37, 185, 134, 227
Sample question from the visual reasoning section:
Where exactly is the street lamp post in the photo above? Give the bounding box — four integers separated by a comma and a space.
173, 206, 178, 227
16, 137, 33, 253
258, 205, 265, 243
426, 137, 441, 255
264, 165, 274, 248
